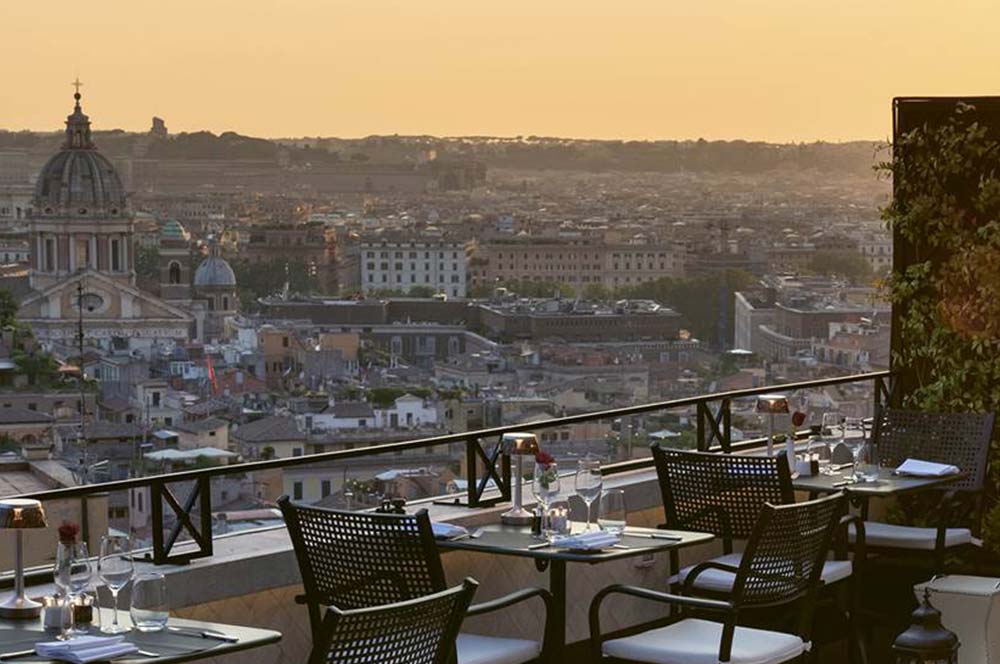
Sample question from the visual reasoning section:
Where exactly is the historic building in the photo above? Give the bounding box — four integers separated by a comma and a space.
13, 91, 195, 358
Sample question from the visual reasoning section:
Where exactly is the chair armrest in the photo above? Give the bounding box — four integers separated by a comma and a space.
934, 489, 964, 553
467, 587, 552, 617
681, 560, 740, 596
836, 513, 865, 564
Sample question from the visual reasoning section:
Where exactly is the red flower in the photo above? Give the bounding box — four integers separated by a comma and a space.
535, 450, 555, 466
791, 411, 807, 427
58, 521, 79, 544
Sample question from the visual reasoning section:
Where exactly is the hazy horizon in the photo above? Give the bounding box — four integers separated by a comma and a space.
4, 0, 998, 142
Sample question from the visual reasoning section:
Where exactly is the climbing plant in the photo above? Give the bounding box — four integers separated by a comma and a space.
880, 102, 1000, 553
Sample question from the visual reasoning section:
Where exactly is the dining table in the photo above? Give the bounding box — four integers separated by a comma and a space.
437, 522, 713, 663
792, 466, 965, 516
0, 610, 280, 663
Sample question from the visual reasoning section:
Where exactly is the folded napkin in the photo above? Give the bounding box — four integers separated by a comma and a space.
896, 458, 960, 477
551, 530, 620, 550
431, 522, 468, 539
36, 635, 139, 664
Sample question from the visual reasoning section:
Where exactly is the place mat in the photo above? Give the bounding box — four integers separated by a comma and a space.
0, 628, 217, 662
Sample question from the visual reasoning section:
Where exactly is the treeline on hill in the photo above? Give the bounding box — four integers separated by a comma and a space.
0, 128, 880, 175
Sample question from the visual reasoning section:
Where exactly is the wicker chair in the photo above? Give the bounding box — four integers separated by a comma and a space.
590, 493, 847, 664
311, 578, 478, 664
848, 408, 996, 571
651, 445, 857, 595
278, 497, 552, 664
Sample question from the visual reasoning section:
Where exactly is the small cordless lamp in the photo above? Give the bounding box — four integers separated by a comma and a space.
756, 394, 789, 457
500, 432, 539, 526
892, 589, 959, 663
0, 498, 48, 619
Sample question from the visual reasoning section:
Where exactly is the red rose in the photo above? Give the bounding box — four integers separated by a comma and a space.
535, 450, 555, 466
58, 521, 79, 544
791, 411, 807, 427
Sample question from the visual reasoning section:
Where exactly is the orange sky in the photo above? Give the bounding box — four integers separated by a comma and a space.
2, 0, 999, 142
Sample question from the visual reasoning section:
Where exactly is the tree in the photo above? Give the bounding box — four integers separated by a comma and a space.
407, 285, 438, 298
806, 250, 874, 284
582, 283, 612, 301
0, 289, 17, 328
231, 258, 321, 311
134, 245, 160, 281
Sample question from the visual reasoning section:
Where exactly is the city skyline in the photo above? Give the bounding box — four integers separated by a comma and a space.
3, 0, 998, 142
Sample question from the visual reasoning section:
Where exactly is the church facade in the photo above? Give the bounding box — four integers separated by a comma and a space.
14, 92, 236, 358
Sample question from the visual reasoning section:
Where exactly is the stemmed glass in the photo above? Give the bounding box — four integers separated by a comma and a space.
843, 417, 866, 481
54, 542, 92, 640
98, 535, 134, 634
574, 456, 603, 531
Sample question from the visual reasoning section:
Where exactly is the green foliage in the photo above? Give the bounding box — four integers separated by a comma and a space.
407, 285, 438, 298
0, 289, 18, 328
134, 245, 160, 281
231, 258, 320, 311
806, 250, 874, 284
582, 283, 613, 301
12, 349, 59, 387
879, 103, 1000, 554
367, 386, 432, 407
616, 269, 756, 345
480, 280, 576, 299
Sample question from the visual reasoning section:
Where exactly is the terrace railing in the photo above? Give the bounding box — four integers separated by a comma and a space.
7, 370, 891, 568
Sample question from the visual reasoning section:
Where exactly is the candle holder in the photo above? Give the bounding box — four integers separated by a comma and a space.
500, 432, 539, 526
0, 499, 48, 619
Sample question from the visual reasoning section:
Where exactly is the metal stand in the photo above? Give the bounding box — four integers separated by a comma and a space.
0, 532, 42, 618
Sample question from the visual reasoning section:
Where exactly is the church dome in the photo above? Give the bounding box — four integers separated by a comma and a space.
160, 219, 189, 242
194, 255, 236, 287
32, 92, 127, 216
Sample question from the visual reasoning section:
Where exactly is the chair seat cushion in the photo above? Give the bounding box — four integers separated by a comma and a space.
672, 553, 852, 594
457, 632, 541, 664
602, 618, 806, 664
849, 521, 972, 551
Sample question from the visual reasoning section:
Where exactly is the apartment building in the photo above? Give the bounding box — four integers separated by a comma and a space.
470, 238, 685, 291
359, 239, 471, 297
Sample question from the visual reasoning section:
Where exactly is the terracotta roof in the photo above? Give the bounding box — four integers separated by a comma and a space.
174, 417, 229, 434
0, 408, 54, 425
233, 415, 303, 444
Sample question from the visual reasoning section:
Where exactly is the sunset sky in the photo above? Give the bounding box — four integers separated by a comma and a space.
3, 0, 998, 142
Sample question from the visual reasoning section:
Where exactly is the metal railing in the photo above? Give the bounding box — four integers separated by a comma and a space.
9, 370, 892, 566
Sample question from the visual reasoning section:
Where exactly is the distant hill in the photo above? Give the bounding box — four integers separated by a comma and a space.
0, 127, 882, 175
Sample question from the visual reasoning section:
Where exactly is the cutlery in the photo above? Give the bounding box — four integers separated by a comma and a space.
624, 531, 682, 541
136, 651, 161, 658
167, 626, 239, 643
0, 649, 34, 660
448, 528, 484, 542
527, 541, 551, 550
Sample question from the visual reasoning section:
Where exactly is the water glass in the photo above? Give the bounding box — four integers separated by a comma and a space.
575, 456, 603, 530
54, 541, 92, 638
130, 573, 169, 632
821, 412, 841, 438
544, 502, 571, 542
597, 489, 627, 535
532, 461, 560, 511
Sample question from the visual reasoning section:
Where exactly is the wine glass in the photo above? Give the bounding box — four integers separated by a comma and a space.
575, 456, 603, 531
821, 412, 841, 438
98, 535, 134, 634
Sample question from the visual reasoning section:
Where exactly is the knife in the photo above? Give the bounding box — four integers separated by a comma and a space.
0, 649, 34, 660
167, 626, 239, 643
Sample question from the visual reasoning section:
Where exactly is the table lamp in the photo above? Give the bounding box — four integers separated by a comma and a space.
0, 498, 48, 619
500, 432, 539, 526
756, 394, 789, 457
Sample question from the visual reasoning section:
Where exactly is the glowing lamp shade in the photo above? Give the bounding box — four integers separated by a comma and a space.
0, 499, 48, 619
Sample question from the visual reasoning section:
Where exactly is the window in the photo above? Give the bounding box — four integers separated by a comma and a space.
44, 238, 55, 271
292, 447, 303, 457
151, 392, 161, 407
138, 492, 144, 512
358, 418, 367, 428
282, 336, 289, 348
111, 238, 122, 272
321, 480, 331, 498
222, 296, 229, 310
293, 482, 303, 500
168, 261, 181, 284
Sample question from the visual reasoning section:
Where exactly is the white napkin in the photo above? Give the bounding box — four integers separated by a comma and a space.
431, 522, 468, 539
551, 530, 620, 550
36, 635, 139, 664
895, 458, 960, 477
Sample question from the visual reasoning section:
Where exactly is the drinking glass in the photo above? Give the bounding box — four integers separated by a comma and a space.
843, 417, 866, 481
54, 542, 92, 639
821, 413, 841, 438
597, 489, 627, 535
532, 460, 560, 534
544, 501, 571, 542
130, 573, 169, 632
574, 456, 603, 530
98, 535, 134, 634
